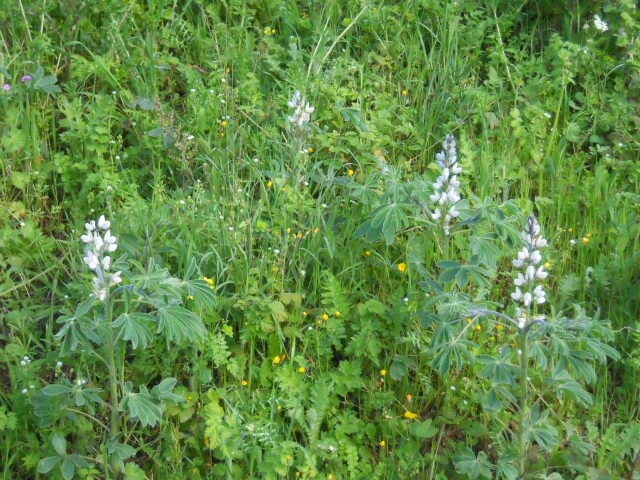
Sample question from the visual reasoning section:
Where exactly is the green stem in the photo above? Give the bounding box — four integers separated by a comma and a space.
518, 329, 529, 478
104, 297, 120, 441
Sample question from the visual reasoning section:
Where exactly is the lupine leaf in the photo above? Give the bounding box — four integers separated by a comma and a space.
157, 306, 206, 344
453, 448, 493, 479
113, 313, 154, 349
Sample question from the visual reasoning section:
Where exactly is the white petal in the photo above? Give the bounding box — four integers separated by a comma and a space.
85, 220, 96, 232
102, 256, 111, 270
523, 292, 532, 307
97, 215, 110, 230
81, 234, 93, 243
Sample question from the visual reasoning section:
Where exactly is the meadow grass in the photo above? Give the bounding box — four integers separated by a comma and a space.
1, 1, 639, 479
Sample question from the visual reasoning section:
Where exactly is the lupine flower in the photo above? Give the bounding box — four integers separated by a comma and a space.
430, 134, 462, 235
82, 215, 122, 301
287, 90, 314, 128
21, 75, 32, 82
593, 15, 608, 32
511, 216, 549, 329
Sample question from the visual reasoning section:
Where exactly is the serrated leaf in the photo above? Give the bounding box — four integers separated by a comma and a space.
107, 441, 136, 461
42, 384, 73, 396
186, 279, 217, 310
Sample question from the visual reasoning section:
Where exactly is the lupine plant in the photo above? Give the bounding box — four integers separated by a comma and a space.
35, 216, 214, 479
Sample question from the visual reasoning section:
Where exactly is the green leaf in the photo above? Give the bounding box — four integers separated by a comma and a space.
152, 378, 184, 403
124, 463, 148, 480
38, 456, 61, 473
157, 306, 206, 344
477, 355, 517, 385
454, 448, 493, 479
42, 384, 73, 396
52, 433, 67, 456
125, 390, 163, 427
113, 313, 154, 349
61, 457, 75, 480
389, 355, 415, 380
107, 441, 136, 461
410, 419, 438, 438
186, 279, 217, 311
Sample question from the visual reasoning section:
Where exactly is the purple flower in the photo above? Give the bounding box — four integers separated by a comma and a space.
2, 84, 11, 91
21, 75, 33, 82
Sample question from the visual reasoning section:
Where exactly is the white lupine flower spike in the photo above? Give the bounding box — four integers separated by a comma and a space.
287, 90, 314, 128
81, 216, 121, 301
430, 134, 462, 235
511, 216, 549, 329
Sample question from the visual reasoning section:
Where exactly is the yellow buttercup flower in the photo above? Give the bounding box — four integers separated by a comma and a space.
403, 410, 418, 420
220, 120, 229, 128
582, 236, 590, 244
241, 379, 248, 386
321, 313, 329, 321
347, 169, 355, 176
380, 369, 387, 376
298, 367, 306, 373
272, 356, 281, 364
334, 311, 341, 317
365, 250, 372, 256
397, 263, 407, 273
405, 394, 413, 402
379, 440, 386, 447
266, 180, 273, 188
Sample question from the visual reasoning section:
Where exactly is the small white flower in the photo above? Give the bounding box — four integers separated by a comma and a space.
111, 271, 122, 285
81, 233, 93, 243
22, 388, 28, 394
84, 252, 100, 270
594, 14, 608, 32
97, 215, 110, 230
56, 361, 63, 368
85, 220, 96, 232
101, 256, 111, 270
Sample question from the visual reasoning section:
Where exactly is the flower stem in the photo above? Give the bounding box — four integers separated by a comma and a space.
518, 329, 529, 477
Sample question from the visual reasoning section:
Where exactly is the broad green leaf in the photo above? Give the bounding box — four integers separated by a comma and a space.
52, 433, 67, 456
454, 448, 493, 479
61, 457, 75, 480
157, 306, 206, 344
126, 391, 163, 427
113, 313, 154, 349
107, 441, 136, 461
38, 456, 61, 473
186, 279, 217, 311
42, 384, 73, 396
410, 419, 438, 438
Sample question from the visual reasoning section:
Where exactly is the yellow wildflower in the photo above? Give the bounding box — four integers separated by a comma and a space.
266, 180, 273, 188
334, 311, 341, 317
397, 262, 407, 273
221, 120, 229, 128
401, 89, 409, 96
241, 379, 248, 386
379, 440, 386, 447
298, 367, 306, 373
582, 236, 590, 244
302, 311, 309, 316
347, 169, 355, 176
296, 232, 303, 239
544, 261, 552, 269
405, 394, 413, 402
403, 410, 418, 420
489, 336, 495, 342
187, 295, 194, 300
263, 27, 271, 35
307, 147, 314, 153
380, 369, 387, 376
314, 227, 320, 233
475, 325, 481, 331
322, 313, 329, 321
328, 475, 335, 480
271, 28, 277, 34
203, 277, 215, 288
365, 250, 372, 256
496, 325, 504, 331
466, 318, 473, 324
568, 228, 573, 233
273, 356, 281, 365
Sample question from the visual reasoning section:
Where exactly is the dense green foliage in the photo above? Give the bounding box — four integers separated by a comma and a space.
1, 1, 639, 479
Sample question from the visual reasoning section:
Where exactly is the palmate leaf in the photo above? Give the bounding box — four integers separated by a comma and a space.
355, 201, 411, 245
476, 355, 517, 385
125, 388, 163, 427
186, 279, 217, 311
156, 306, 206, 344
547, 369, 593, 407
454, 448, 493, 479
113, 312, 154, 349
